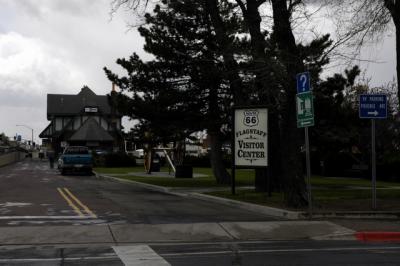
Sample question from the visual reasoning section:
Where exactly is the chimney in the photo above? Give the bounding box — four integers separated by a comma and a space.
112, 82, 116, 92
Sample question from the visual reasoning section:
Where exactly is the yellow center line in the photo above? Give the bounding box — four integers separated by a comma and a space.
57, 188, 84, 217
63, 188, 97, 218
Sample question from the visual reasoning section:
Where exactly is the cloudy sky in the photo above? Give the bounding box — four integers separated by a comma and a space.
0, 0, 150, 143
0, 0, 396, 144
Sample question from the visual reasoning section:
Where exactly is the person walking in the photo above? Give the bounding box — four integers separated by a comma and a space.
47, 148, 55, 169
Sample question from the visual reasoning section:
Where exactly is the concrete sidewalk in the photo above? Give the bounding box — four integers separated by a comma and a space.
0, 221, 355, 245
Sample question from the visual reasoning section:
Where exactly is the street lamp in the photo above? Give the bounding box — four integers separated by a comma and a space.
16, 124, 34, 150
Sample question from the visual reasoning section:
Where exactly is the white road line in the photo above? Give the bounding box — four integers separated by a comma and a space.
0, 216, 97, 220
160, 246, 400, 257
0, 256, 118, 263
113, 245, 171, 266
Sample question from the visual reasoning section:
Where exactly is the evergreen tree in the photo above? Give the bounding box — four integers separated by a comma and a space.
105, 0, 245, 183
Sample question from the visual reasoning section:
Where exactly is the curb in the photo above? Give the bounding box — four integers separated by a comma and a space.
94, 172, 186, 197
312, 232, 356, 241
309, 212, 400, 220
187, 192, 304, 220
355, 232, 400, 242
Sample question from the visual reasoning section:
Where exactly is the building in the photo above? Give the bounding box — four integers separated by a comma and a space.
39, 86, 123, 154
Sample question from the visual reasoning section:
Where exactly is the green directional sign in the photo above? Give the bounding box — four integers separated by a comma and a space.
296, 91, 314, 128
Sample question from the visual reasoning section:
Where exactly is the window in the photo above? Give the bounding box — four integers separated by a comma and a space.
64, 147, 89, 155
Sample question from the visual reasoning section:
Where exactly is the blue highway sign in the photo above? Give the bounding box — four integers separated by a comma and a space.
359, 94, 387, 119
296, 72, 310, 93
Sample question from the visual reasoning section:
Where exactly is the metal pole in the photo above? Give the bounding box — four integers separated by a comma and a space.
231, 109, 236, 195
371, 119, 377, 210
305, 127, 312, 218
163, 149, 176, 173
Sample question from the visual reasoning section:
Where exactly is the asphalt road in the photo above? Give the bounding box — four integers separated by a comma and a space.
155, 240, 400, 266
0, 159, 276, 226
0, 159, 399, 265
0, 241, 399, 265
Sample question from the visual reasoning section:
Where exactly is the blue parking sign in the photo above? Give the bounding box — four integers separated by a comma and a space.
359, 94, 387, 119
296, 72, 310, 93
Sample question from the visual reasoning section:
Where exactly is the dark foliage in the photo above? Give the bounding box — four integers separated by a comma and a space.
94, 153, 137, 167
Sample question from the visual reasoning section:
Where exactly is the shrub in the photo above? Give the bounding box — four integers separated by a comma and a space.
322, 152, 358, 177
377, 152, 400, 181
94, 153, 136, 167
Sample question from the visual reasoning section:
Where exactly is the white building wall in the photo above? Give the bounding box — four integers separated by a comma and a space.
55, 118, 63, 131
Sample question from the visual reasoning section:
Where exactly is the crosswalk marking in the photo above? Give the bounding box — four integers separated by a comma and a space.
113, 245, 171, 266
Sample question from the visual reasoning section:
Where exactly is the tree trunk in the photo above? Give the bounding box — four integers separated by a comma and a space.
209, 131, 231, 184
270, 0, 308, 207
203, 0, 247, 105
395, 19, 400, 105
237, 0, 283, 192
203, 0, 247, 185
174, 140, 185, 166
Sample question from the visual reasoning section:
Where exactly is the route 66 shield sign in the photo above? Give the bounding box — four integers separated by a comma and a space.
234, 108, 268, 167
243, 110, 259, 127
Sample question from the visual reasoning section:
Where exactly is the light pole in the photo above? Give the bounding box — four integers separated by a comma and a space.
16, 124, 34, 150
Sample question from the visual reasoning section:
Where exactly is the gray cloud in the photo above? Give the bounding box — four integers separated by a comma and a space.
0, 0, 147, 142
5, 0, 99, 18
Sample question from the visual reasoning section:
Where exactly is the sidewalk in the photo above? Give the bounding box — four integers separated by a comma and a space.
0, 221, 355, 245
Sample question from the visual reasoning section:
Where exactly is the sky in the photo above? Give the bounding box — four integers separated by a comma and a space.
0, 0, 150, 144
0, 0, 397, 144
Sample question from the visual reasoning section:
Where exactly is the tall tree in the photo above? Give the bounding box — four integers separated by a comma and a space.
110, 0, 338, 207
0, 133, 10, 146
266, 0, 308, 206
330, 0, 400, 108
312, 66, 367, 168
106, 0, 245, 184
233, 0, 283, 192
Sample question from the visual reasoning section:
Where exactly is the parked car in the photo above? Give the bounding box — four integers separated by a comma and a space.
58, 146, 93, 175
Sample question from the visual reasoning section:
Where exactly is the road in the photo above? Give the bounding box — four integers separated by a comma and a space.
0, 159, 399, 265
0, 159, 274, 226
0, 241, 399, 265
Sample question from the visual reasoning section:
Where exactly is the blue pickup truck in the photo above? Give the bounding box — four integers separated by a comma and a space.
58, 146, 93, 175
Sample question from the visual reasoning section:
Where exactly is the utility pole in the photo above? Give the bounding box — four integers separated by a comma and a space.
16, 124, 34, 150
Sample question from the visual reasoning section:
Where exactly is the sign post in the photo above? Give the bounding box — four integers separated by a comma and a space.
371, 119, 376, 209
233, 108, 268, 195
296, 72, 314, 218
359, 94, 387, 210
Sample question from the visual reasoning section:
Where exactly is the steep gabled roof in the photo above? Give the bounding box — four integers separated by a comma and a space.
69, 117, 114, 142
39, 122, 53, 138
47, 87, 113, 118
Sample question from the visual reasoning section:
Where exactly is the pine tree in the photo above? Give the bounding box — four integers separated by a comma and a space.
105, 0, 245, 183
